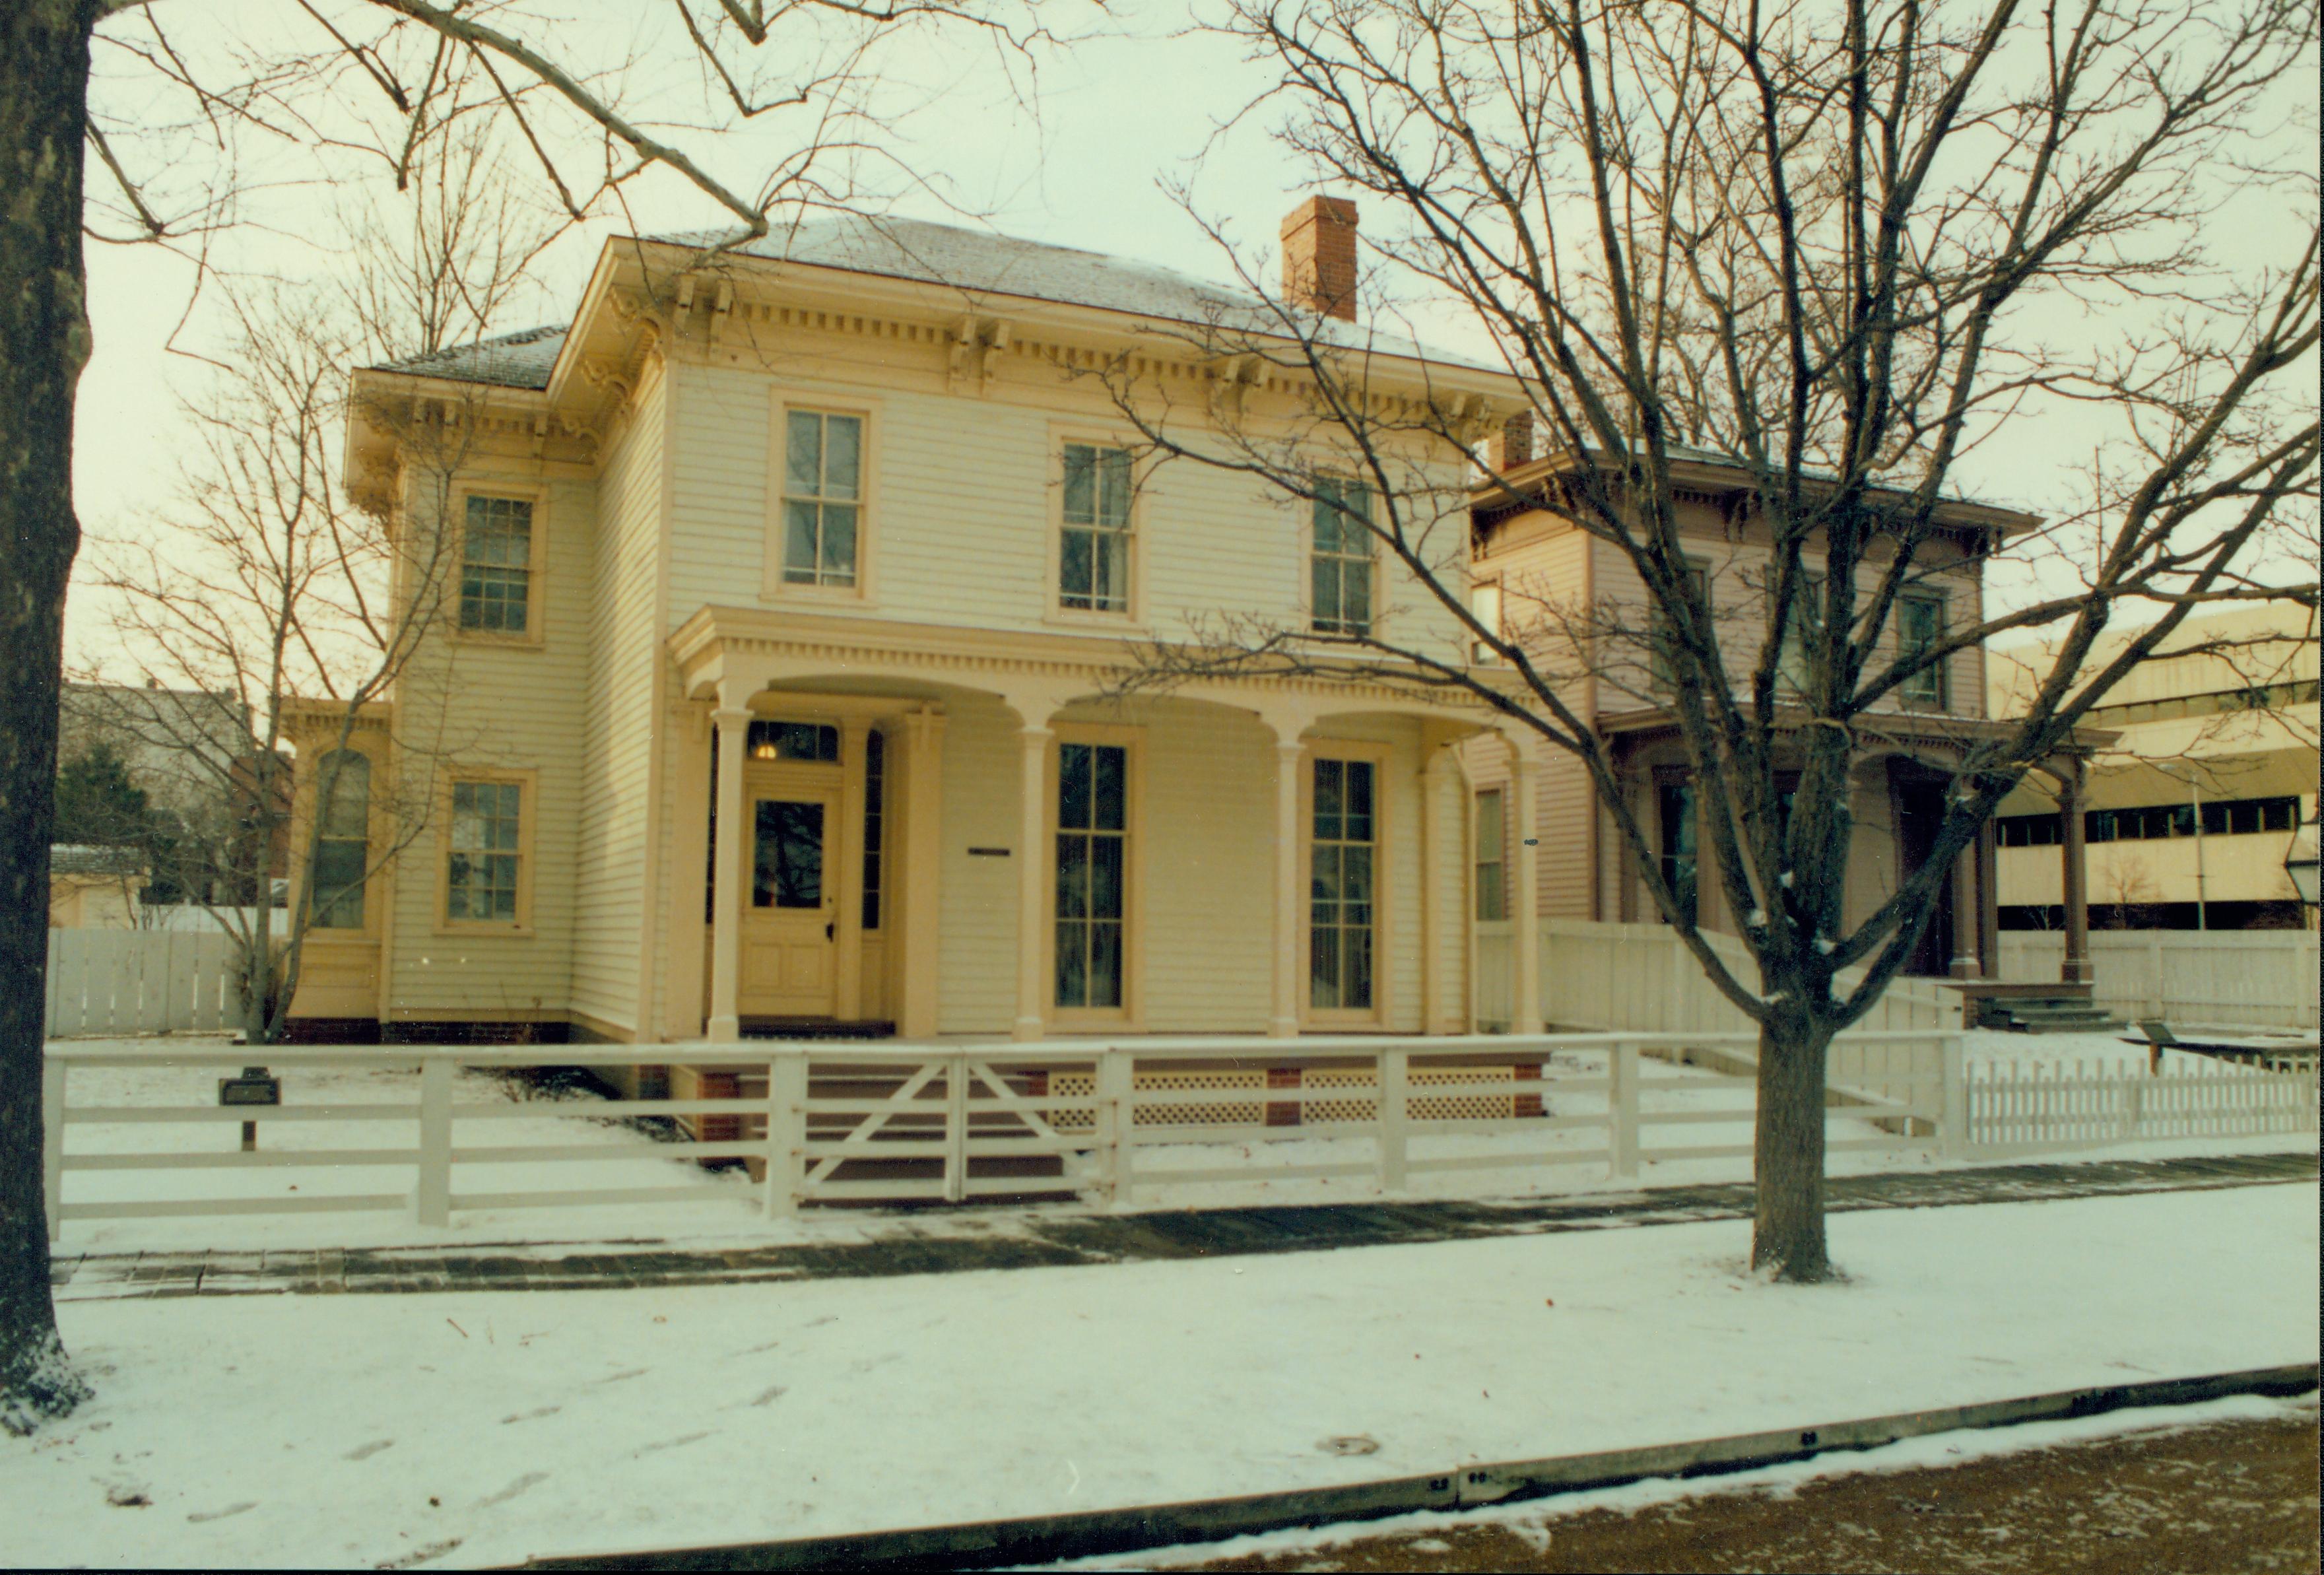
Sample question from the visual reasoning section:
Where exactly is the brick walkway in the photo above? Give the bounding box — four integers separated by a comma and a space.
50, 1152, 2313, 1302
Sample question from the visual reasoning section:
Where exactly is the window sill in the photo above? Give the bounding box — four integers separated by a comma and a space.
1042, 608, 1144, 635
430, 922, 537, 939
762, 580, 874, 608
450, 627, 547, 651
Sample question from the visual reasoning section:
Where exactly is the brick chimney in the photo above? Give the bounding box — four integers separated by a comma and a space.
1280, 196, 1358, 322
1490, 411, 1535, 472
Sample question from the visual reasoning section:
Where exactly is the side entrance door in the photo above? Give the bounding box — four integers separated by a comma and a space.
739, 791, 839, 1018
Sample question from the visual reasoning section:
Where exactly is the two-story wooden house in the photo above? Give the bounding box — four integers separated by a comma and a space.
1465, 422, 2041, 984
288, 205, 1540, 1054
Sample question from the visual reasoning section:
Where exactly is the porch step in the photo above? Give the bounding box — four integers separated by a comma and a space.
1994, 1000, 2123, 1034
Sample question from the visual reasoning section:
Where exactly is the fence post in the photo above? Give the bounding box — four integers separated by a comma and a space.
1098, 1048, 1134, 1207
942, 1052, 968, 1203
1609, 1039, 1639, 1180
1938, 1035, 1967, 1161
1378, 1046, 1410, 1193
415, 1054, 453, 1227
42, 1058, 66, 1242
762, 1051, 807, 1218
2120, 1069, 2144, 1142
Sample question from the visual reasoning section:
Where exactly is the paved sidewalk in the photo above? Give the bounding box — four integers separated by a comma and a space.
50, 1151, 2313, 1302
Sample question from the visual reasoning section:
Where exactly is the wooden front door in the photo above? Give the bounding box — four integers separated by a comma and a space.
740, 791, 840, 1017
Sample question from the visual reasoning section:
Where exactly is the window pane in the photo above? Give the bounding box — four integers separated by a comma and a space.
822, 415, 861, 501
784, 500, 821, 582
1056, 833, 1089, 920
1094, 531, 1128, 610
1092, 745, 1127, 832
1058, 743, 1092, 830
317, 752, 370, 840
1341, 563, 1370, 629
1097, 448, 1131, 525
1313, 758, 1343, 840
1087, 922, 1123, 1008
1089, 834, 1124, 920
1312, 557, 1341, 626
1061, 529, 1094, 602
786, 411, 822, 496
313, 838, 366, 929
1310, 919, 1341, 1006
1343, 926, 1373, 1010
1055, 917, 1087, 1007
820, 504, 857, 582
1476, 864, 1506, 924
1343, 760, 1374, 842
1062, 445, 1095, 523
753, 799, 824, 908
1477, 789, 1505, 855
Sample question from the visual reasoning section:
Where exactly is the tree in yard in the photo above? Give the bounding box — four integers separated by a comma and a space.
1094, 0, 2317, 1280
3, 0, 1074, 1433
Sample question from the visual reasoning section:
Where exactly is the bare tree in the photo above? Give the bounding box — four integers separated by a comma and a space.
1087, 0, 2317, 1281
3, 0, 1076, 1434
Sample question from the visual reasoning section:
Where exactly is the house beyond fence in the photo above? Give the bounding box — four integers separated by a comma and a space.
1998, 931, 2319, 1030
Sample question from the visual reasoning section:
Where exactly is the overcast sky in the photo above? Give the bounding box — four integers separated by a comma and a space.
67, 0, 2318, 670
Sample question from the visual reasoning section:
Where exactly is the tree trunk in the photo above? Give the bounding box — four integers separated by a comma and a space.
0, 0, 100, 1433
1750, 1001, 1834, 1282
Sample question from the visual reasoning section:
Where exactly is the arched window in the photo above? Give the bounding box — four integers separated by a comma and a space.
312, 751, 370, 929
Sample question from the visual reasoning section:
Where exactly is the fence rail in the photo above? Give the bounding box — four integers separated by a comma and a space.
1999, 931, 2320, 1030
44, 929, 240, 1038
1540, 920, 1956, 1035
40, 1032, 1952, 1238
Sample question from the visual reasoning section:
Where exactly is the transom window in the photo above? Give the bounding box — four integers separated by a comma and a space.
782, 410, 863, 587
1898, 592, 1948, 709
311, 751, 370, 929
459, 496, 533, 634
1311, 758, 1376, 1011
747, 720, 839, 762
1059, 444, 1133, 613
1055, 741, 1128, 1010
447, 780, 523, 923
1311, 478, 1373, 636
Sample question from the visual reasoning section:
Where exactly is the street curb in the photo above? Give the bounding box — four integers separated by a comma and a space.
515, 1362, 2319, 1571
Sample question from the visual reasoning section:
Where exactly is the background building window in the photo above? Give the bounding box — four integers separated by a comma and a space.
1060, 443, 1133, 612
1311, 478, 1373, 636
459, 496, 533, 633
1898, 592, 1948, 709
1055, 741, 1127, 1009
1649, 560, 1710, 692
446, 780, 523, 922
1311, 757, 1376, 1010
1474, 787, 1508, 922
861, 729, 885, 931
782, 410, 863, 587
310, 750, 369, 929
1470, 580, 1504, 663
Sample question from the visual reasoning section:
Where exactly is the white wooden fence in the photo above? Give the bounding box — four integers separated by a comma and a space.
40, 1032, 1952, 1237
44, 929, 242, 1038
1541, 920, 1957, 1035
1963, 1056, 2319, 1156
1999, 930, 2320, 1030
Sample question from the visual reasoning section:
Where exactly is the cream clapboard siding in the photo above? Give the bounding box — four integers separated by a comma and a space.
935, 693, 1022, 1035
569, 366, 669, 1034
658, 354, 1474, 665
1130, 700, 1274, 1033
384, 472, 595, 1022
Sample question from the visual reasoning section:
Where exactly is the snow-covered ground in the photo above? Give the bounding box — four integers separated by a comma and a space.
44, 1032, 2315, 1256
5, 1182, 2313, 1570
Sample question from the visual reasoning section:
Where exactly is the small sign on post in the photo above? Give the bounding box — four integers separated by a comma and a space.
219, 1066, 281, 1152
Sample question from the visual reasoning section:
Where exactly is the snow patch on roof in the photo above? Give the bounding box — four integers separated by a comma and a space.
372, 324, 568, 390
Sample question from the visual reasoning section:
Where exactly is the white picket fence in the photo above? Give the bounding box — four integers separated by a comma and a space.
1999, 930, 2320, 1030
1540, 920, 1957, 1035
1964, 1056, 2319, 1156
44, 929, 242, 1038
40, 1032, 1954, 1237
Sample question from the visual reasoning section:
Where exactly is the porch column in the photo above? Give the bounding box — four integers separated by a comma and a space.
1947, 842, 1980, 980
706, 706, 752, 1041
1014, 720, 1054, 1041
1509, 736, 1544, 1035
898, 708, 946, 1039
834, 717, 870, 1020
1975, 819, 2000, 979
1420, 743, 1460, 1033
2059, 755, 2093, 985
1269, 736, 1306, 1038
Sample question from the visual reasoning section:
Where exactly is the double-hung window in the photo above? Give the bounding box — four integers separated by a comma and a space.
459, 496, 534, 634
1311, 478, 1374, 636
1898, 592, 1947, 710
310, 750, 370, 929
1059, 444, 1133, 613
1649, 560, 1710, 693
782, 410, 863, 587
1311, 757, 1377, 1011
1055, 741, 1128, 1009
446, 779, 524, 924
1474, 787, 1509, 922
1776, 570, 1825, 699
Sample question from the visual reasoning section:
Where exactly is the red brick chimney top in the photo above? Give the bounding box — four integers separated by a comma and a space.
1280, 196, 1358, 323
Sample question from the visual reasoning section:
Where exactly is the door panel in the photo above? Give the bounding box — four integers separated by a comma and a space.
741, 793, 838, 1017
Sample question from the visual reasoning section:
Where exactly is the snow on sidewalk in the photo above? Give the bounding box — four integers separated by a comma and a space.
4, 1181, 2314, 1570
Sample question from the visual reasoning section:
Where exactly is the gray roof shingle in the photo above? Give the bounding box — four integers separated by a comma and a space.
373, 323, 568, 389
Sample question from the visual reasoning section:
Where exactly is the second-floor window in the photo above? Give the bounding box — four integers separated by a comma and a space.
459, 496, 533, 634
1777, 571, 1824, 698
1898, 592, 1947, 710
1311, 478, 1373, 636
783, 410, 863, 587
1060, 443, 1133, 613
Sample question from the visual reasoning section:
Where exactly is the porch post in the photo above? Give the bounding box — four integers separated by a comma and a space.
2059, 755, 2093, 985
898, 708, 946, 1039
1975, 820, 2000, 978
1014, 720, 1054, 1041
1509, 737, 1544, 1034
834, 717, 870, 1021
1948, 841, 1980, 980
1420, 742, 1459, 1034
1270, 736, 1305, 1038
707, 707, 752, 1040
